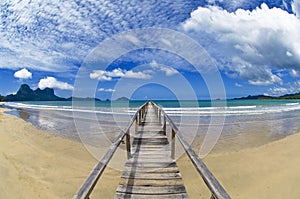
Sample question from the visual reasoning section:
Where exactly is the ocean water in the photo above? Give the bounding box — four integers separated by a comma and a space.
4, 99, 300, 154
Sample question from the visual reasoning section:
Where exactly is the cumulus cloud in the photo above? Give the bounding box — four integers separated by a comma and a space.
90, 68, 152, 81
98, 88, 115, 92
235, 83, 243, 87
292, 0, 300, 16
150, 60, 179, 76
206, 0, 294, 13
14, 68, 32, 79
267, 81, 300, 96
182, 3, 300, 85
290, 69, 300, 77
124, 70, 152, 79
38, 77, 74, 90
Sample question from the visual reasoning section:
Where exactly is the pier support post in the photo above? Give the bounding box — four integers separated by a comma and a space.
135, 118, 138, 133
171, 128, 175, 159
158, 110, 161, 124
163, 116, 166, 135
126, 130, 131, 159
139, 109, 141, 123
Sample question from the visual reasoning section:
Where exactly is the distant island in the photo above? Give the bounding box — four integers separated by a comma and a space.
4, 84, 101, 102
233, 93, 300, 100
116, 97, 130, 101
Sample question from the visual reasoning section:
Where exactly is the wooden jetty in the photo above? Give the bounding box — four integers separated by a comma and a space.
73, 101, 230, 199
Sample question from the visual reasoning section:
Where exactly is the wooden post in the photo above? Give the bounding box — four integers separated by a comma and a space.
171, 128, 175, 159
158, 109, 161, 124
138, 110, 141, 124
126, 130, 131, 159
163, 115, 166, 135
135, 117, 138, 133
141, 107, 144, 122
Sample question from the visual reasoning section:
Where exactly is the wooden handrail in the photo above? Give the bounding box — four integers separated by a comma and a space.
150, 101, 231, 199
73, 101, 149, 199
73, 101, 230, 199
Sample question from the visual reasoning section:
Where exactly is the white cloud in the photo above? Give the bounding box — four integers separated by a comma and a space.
248, 74, 282, 86
290, 69, 300, 77
150, 60, 179, 76
90, 70, 112, 81
0, 0, 197, 72
225, 57, 282, 86
38, 77, 74, 90
14, 68, 32, 79
98, 88, 115, 92
267, 87, 289, 96
182, 3, 300, 85
292, 0, 300, 17
235, 83, 242, 87
267, 80, 300, 96
90, 68, 151, 81
124, 70, 152, 79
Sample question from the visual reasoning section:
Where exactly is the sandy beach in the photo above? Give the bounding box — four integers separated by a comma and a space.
1, 106, 300, 198
177, 132, 300, 198
0, 107, 121, 198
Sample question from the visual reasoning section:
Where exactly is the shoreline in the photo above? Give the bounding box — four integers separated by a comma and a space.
0, 107, 122, 198
1, 107, 300, 198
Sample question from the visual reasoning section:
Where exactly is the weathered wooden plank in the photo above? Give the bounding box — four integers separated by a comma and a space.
132, 155, 170, 159
119, 178, 184, 187
116, 184, 186, 194
132, 148, 169, 151
127, 158, 173, 163
132, 152, 170, 156
121, 171, 182, 180
133, 139, 167, 143
133, 141, 169, 145
135, 132, 165, 136
133, 135, 167, 139
115, 192, 188, 199
130, 158, 172, 162
123, 166, 179, 173
135, 131, 165, 135
132, 151, 170, 155
125, 162, 176, 168
133, 137, 168, 141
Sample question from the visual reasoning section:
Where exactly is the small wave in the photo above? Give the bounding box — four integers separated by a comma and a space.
286, 103, 300, 106
5, 102, 130, 115
163, 107, 219, 111
227, 106, 257, 109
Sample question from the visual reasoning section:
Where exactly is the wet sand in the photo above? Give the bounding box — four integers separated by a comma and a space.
1, 107, 300, 198
0, 107, 121, 198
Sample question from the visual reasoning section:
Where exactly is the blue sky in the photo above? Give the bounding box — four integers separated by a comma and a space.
1, 0, 300, 100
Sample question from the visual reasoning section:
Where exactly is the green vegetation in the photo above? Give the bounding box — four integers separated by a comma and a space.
5, 84, 65, 101
233, 93, 300, 100
3, 84, 101, 102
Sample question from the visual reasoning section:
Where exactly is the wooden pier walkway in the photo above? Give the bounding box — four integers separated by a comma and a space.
73, 102, 230, 199
115, 103, 187, 198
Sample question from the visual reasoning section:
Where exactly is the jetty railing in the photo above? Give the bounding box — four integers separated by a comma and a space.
150, 101, 230, 199
73, 101, 148, 199
73, 101, 230, 199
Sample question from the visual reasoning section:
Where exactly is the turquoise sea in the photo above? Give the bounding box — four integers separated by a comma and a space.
5, 99, 300, 153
